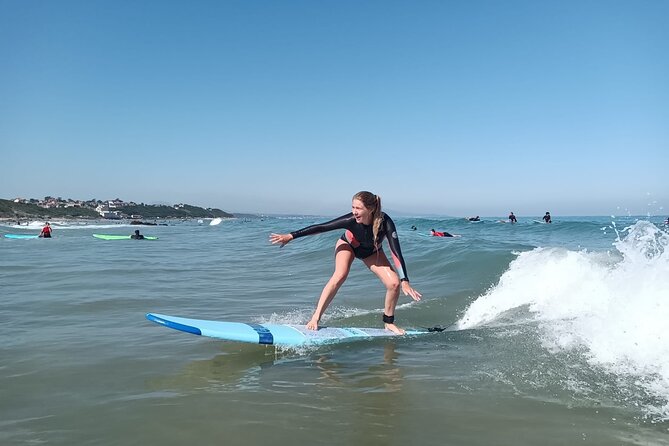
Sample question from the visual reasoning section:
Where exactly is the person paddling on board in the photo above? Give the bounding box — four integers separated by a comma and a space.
467, 216, 480, 221
130, 229, 145, 240
270, 191, 422, 335
508, 212, 517, 224
430, 229, 457, 237
543, 211, 552, 223
38, 222, 52, 238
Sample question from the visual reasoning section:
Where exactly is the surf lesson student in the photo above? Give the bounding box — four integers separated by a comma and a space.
269, 191, 422, 334
130, 229, 145, 239
430, 229, 454, 237
39, 222, 52, 238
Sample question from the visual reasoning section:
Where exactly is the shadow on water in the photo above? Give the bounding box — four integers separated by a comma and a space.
146, 340, 406, 396
141, 340, 414, 444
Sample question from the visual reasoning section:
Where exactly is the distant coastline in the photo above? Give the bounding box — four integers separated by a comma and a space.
0, 197, 234, 221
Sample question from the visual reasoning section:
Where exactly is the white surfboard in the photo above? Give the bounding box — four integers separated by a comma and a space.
146, 313, 432, 346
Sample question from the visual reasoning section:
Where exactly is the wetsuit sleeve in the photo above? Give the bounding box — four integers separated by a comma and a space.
382, 214, 410, 282
290, 213, 354, 239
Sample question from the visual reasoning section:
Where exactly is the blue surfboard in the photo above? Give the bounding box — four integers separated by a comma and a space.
146, 313, 431, 346
4, 234, 40, 239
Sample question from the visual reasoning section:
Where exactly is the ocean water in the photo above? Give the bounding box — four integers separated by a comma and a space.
1, 215, 668, 445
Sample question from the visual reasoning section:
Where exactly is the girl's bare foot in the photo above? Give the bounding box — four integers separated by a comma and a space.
306, 319, 319, 330
385, 323, 405, 335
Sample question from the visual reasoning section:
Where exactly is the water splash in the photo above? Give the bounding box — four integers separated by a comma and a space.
457, 220, 669, 419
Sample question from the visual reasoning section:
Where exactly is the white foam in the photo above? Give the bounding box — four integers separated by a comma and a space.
6, 220, 49, 229
458, 220, 669, 418
2, 222, 141, 230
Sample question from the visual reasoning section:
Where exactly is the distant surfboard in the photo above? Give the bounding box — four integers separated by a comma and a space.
146, 313, 432, 346
209, 218, 222, 226
4, 234, 39, 239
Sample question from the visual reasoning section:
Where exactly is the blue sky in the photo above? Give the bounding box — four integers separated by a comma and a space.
1, 0, 667, 217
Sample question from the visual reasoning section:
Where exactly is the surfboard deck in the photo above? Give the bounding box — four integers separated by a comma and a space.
4, 234, 39, 239
93, 234, 158, 240
146, 313, 431, 346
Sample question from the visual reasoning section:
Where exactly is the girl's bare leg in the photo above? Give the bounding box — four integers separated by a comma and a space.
362, 251, 404, 334
306, 239, 355, 330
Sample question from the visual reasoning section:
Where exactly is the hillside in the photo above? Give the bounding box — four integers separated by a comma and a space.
116, 204, 233, 219
0, 199, 234, 219
0, 199, 99, 219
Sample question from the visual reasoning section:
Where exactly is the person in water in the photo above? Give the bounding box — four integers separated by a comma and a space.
467, 216, 480, 221
38, 222, 52, 238
130, 229, 145, 240
269, 191, 422, 334
508, 212, 517, 223
430, 229, 455, 237
543, 212, 552, 223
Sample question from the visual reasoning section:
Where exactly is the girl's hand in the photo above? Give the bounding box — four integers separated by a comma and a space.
401, 281, 422, 301
269, 233, 293, 247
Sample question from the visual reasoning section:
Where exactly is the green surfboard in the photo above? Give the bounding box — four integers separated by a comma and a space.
93, 234, 158, 240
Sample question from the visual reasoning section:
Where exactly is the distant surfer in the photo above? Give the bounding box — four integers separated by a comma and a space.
410, 225, 417, 231
467, 216, 480, 221
270, 191, 421, 335
430, 229, 458, 237
543, 212, 552, 223
508, 212, 517, 224
38, 222, 52, 238
130, 229, 145, 240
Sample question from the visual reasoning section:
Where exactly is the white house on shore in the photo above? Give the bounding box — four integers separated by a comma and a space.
95, 205, 122, 220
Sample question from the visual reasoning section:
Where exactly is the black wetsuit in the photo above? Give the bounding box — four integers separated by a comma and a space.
509, 214, 517, 223
131, 234, 145, 239
290, 212, 410, 281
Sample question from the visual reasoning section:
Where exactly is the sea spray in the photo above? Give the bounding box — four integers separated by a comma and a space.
457, 220, 669, 419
